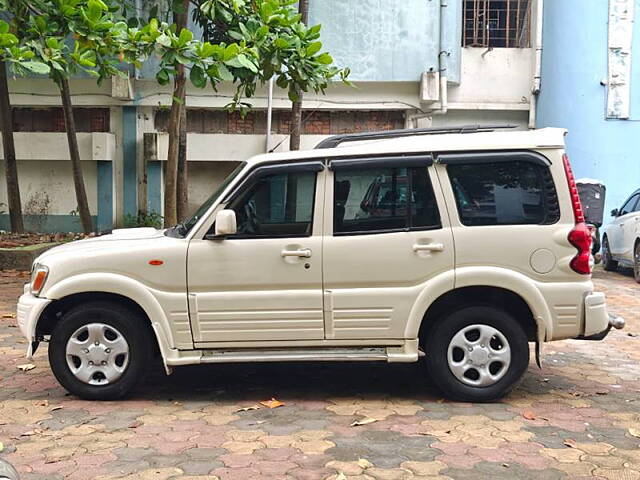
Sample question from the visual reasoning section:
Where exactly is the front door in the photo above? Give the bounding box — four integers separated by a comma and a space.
322, 156, 455, 339
187, 162, 325, 343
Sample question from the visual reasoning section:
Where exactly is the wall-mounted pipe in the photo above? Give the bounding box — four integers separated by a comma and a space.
529, 0, 544, 129
438, 0, 449, 116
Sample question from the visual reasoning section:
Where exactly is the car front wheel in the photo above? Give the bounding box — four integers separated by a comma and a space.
49, 301, 151, 400
424, 306, 529, 402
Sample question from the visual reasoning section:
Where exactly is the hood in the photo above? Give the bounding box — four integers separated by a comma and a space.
34, 228, 166, 264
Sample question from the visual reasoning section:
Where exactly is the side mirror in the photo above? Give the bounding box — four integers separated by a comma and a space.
611, 208, 619, 217
208, 209, 237, 238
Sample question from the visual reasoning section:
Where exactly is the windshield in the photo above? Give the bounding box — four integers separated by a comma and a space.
173, 162, 247, 236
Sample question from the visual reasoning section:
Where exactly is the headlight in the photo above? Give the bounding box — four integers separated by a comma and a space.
30, 264, 49, 296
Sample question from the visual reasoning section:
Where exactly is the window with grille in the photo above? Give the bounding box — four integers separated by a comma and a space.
463, 0, 531, 48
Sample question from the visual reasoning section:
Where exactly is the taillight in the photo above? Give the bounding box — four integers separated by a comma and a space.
563, 154, 592, 274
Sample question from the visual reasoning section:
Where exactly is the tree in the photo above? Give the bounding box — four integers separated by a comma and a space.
0, 22, 26, 233
146, 0, 350, 226
289, 0, 309, 151
0, 0, 135, 234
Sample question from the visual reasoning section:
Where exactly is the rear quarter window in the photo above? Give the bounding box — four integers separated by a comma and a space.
447, 161, 560, 226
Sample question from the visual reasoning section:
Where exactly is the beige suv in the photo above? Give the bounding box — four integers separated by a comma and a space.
17, 126, 624, 402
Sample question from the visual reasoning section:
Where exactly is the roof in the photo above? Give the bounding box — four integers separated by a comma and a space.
247, 127, 567, 166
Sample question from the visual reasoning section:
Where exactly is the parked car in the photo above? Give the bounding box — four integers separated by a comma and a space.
602, 188, 640, 282
16, 127, 624, 403
577, 179, 607, 259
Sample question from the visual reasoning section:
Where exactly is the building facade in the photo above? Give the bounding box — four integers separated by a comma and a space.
537, 0, 640, 218
1, 0, 543, 232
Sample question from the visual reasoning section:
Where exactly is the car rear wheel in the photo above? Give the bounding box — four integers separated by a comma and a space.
602, 236, 618, 272
634, 243, 640, 284
424, 306, 529, 402
49, 301, 151, 400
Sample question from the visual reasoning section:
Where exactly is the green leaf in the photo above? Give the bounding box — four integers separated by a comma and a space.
217, 64, 234, 82
274, 38, 289, 49
316, 53, 333, 65
288, 88, 299, 102
189, 65, 207, 88
0, 21, 9, 34
178, 28, 193, 46
21, 61, 51, 75
0, 33, 18, 48
156, 34, 172, 47
306, 41, 322, 57
223, 43, 240, 61
236, 54, 258, 73
156, 68, 170, 85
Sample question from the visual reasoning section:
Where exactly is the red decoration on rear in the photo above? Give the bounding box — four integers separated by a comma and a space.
148, 260, 164, 266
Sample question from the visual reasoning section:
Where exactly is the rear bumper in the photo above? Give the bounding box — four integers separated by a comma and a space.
575, 292, 625, 340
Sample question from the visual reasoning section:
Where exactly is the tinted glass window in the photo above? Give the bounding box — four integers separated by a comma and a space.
447, 161, 560, 226
229, 171, 316, 238
334, 166, 440, 234
620, 194, 640, 215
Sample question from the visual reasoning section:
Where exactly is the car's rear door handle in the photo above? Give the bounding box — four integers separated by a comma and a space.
281, 248, 312, 258
413, 243, 444, 253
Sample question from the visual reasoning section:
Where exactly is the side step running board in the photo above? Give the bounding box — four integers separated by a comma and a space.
200, 348, 389, 363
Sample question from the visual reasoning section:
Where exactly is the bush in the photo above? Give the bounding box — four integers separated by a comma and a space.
123, 211, 163, 229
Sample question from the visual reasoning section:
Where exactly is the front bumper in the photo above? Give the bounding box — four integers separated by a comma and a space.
17, 285, 52, 356
576, 292, 625, 340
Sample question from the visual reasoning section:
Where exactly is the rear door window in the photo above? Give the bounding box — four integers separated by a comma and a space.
334, 166, 441, 234
447, 161, 560, 226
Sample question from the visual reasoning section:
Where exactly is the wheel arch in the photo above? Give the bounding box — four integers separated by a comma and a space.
417, 286, 539, 345
37, 273, 182, 363
407, 267, 552, 344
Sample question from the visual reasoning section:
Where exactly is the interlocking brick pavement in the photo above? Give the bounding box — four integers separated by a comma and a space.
0, 267, 638, 480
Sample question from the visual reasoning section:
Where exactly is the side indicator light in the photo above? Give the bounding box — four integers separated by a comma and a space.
148, 260, 164, 266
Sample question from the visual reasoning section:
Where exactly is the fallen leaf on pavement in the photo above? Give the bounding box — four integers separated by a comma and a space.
17, 364, 36, 372
260, 398, 285, 409
522, 411, 536, 420
563, 439, 578, 448
128, 421, 142, 429
236, 405, 260, 412
335, 473, 347, 480
350, 417, 378, 427
357, 458, 373, 469
628, 332, 638, 337
629, 428, 640, 438
50, 406, 63, 412
2, 314, 15, 318
0, 442, 3, 452
596, 390, 608, 395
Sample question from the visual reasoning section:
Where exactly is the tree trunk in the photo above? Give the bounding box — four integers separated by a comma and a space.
176, 100, 188, 220
0, 61, 24, 233
60, 77, 92, 234
289, 0, 310, 151
164, 0, 189, 227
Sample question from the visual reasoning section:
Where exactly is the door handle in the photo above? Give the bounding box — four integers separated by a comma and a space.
413, 243, 444, 253
281, 248, 312, 258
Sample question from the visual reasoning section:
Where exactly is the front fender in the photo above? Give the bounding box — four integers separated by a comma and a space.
43, 273, 185, 357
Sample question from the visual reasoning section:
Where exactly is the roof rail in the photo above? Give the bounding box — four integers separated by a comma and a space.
314, 124, 518, 149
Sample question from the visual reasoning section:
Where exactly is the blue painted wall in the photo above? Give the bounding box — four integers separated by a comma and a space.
309, 0, 461, 82
537, 0, 640, 222
122, 106, 138, 217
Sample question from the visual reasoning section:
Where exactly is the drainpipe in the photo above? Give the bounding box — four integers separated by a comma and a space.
265, 77, 274, 153
438, 0, 449, 116
529, 0, 544, 129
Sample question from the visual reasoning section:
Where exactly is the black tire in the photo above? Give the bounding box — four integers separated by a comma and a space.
424, 306, 529, 402
49, 301, 152, 400
602, 236, 618, 271
634, 242, 640, 284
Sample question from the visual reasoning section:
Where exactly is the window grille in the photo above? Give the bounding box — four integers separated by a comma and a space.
463, 0, 532, 48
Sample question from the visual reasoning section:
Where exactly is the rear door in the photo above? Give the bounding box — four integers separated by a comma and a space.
321, 156, 455, 339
